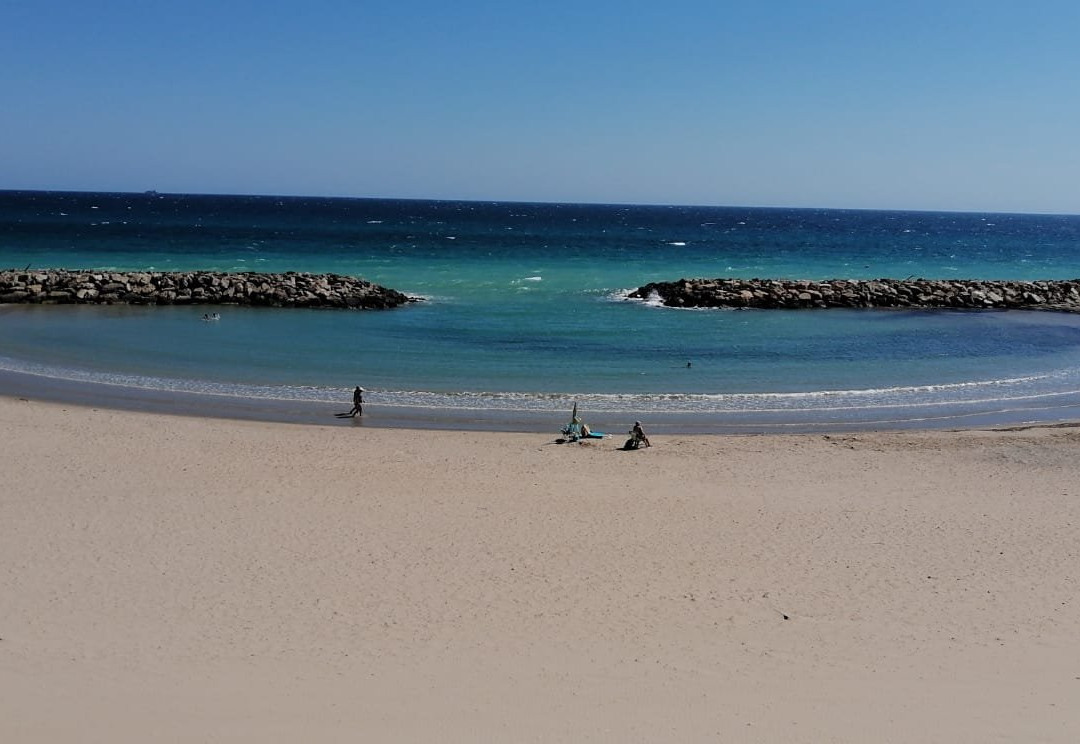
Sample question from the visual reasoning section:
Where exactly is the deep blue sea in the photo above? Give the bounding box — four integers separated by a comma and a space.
4, 189, 1080, 432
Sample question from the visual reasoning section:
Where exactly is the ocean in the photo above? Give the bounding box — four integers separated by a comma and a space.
3, 189, 1080, 433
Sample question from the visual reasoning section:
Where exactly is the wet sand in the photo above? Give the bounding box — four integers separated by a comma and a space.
5, 366, 1080, 435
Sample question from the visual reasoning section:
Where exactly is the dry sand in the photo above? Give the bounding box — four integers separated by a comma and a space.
1, 396, 1078, 743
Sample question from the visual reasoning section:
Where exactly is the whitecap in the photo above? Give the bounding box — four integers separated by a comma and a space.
642, 290, 665, 307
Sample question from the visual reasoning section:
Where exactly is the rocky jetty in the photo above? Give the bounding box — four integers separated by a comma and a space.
0, 269, 416, 309
629, 278, 1080, 312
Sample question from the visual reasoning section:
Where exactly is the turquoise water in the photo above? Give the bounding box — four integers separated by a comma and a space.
4, 191, 1080, 430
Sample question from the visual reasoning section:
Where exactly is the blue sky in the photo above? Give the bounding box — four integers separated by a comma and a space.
4, 1, 1079, 213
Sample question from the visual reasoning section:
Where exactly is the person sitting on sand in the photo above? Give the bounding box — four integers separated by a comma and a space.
629, 421, 651, 448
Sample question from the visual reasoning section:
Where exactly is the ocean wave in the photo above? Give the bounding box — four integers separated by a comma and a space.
0, 354, 1074, 416
617, 289, 742, 311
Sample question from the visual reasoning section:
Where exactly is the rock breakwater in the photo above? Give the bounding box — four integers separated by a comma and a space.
629, 278, 1080, 312
0, 269, 415, 309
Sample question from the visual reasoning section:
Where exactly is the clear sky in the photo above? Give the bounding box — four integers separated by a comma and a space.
4, 1, 1079, 213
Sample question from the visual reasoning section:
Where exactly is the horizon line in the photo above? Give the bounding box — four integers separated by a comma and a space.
1, 187, 1077, 219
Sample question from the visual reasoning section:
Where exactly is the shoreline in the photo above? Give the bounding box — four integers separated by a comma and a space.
4, 365, 1080, 435
2, 396, 1079, 742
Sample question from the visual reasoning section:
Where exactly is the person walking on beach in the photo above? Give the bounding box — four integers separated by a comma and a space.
349, 386, 364, 417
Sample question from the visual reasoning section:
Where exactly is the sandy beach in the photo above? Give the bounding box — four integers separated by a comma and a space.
2, 395, 1078, 743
